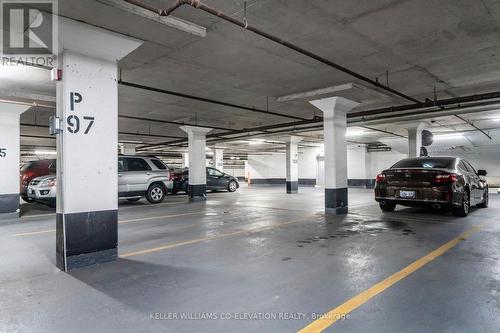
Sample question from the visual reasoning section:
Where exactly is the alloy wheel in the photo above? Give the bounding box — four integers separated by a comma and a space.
151, 187, 163, 201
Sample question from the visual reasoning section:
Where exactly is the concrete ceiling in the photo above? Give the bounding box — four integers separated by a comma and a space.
2, 0, 500, 156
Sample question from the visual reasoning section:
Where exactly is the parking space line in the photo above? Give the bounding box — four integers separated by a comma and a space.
118, 211, 204, 225
297, 219, 494, 333
13, 229, 56, 236
120, 215, 316, 258
12, 211, 207, 236
20, 213, 55, 219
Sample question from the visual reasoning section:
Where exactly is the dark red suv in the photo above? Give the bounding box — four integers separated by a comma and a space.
20, 159, 56, 202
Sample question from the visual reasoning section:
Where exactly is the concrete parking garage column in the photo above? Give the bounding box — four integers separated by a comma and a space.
286, 135, 302, 194
182, 152, 189, 168
406, 122, 428, 158
0, 103, 30, 219
55, 17, 142, 271
213, 148, 224, 171
310, 97, 359, 215
180, 126, 212, 201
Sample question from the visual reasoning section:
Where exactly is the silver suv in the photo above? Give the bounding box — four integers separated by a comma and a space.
27, 156, 173, 206
119, 156, 173, 204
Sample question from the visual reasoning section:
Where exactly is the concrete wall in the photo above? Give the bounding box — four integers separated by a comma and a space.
247, 145, 408, 187
223, 167, 245, 179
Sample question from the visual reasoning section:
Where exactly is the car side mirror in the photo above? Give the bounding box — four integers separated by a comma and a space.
477, 169, 487, 176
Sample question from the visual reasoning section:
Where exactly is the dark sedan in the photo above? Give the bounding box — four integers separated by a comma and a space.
374, 157, 488, 217
172, 167, 239, 194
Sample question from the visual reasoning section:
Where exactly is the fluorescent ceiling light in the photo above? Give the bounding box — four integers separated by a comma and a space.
248, 139, 266, 145
34, 150, 57, 155
434, 133, 464, 140
346, 128, 366, 137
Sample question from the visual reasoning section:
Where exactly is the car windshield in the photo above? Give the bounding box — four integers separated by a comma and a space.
391, 157, 455, 169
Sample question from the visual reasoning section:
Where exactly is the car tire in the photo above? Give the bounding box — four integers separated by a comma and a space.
127, 198, 141, 203
453, 190, 470, 217
227, 180, 238, 192
379, 201, 396, 212
146, 184, 165, 204
477, 189, 488, 208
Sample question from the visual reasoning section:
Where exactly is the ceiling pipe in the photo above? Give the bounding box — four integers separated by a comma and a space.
349, 90, 500, 119
360, 126, 407, 139
119, 80, 308, 121
124, 0, 423, 104
20, 123, 184, 139
141, 98, 500, 148
351, 100, 500, 125
454, 115, 492, 140
0, 98, 240, 132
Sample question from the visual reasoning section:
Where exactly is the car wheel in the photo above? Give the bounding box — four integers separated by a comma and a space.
127, 198, 141, 203
477, 189, 488, 208
453, 190, 470, 217
379, 201, 396, 212
227, 180, 238, 192
146, 184, 165, 204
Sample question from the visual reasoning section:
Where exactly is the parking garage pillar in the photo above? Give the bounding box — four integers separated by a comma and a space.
55, 17, 142, 271
182, 152, 189, 168
0, 103, 30, 219
180, 126, 212, 201
310, 97, 359, 215
286, 136, 302, 194
406, 123, 428, 158
213, 148, 224, 171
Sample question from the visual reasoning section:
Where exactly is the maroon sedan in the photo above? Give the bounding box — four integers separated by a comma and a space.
20, 159, 56, 202
375, 157, 488, 217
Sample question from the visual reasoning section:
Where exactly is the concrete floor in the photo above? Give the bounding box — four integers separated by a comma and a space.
1, 185, 499, 332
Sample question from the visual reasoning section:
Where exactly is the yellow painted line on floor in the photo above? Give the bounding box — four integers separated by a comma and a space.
12, 229, 57, 236
120, 215, 315, 258
20, 213, 55, 219
118, 211, 204, 225
297, 220, 493, 333
12, 211, 207, 237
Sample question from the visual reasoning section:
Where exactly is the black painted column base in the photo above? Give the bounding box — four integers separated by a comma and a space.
0, 193, 20, 220
286, 181, 298, 194
188, 184, 207, 202
56, 210, 118, 271
325, 187, 348, 215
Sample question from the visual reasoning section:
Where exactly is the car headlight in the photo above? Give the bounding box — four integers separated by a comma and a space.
41, 177, 57, 188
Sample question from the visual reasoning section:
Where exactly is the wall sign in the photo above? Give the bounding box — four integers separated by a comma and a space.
67, 91, 95, 134
0, 148, 6, 157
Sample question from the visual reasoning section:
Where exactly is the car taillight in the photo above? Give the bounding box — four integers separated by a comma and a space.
376, 174, 386, 183
23, 171, 34, 180
435, 173, 458, 183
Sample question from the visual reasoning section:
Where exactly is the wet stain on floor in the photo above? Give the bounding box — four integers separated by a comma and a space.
297, 214, 416, 247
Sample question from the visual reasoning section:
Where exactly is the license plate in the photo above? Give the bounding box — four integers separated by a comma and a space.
399, 190, 416, 199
